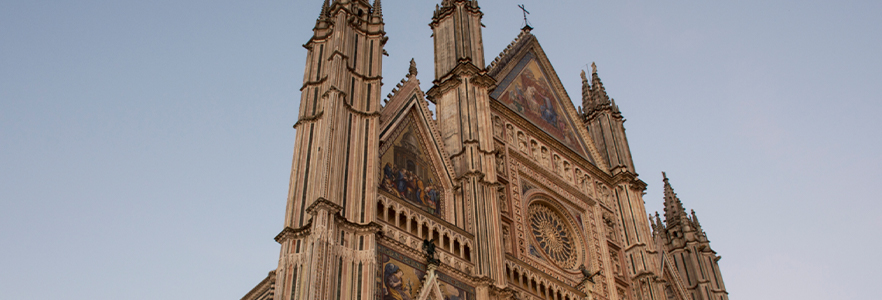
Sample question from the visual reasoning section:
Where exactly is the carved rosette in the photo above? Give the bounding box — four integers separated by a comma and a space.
526, 201, 584, 270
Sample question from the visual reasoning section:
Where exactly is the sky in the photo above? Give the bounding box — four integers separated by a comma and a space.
1, 0, 880, 299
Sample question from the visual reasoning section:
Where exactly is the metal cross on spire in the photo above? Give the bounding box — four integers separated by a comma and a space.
518, 4, 533, 30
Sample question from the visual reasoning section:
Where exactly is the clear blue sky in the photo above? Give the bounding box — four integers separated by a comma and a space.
2, 0, 880, 299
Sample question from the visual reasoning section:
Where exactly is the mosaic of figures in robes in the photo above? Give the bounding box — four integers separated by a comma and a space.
495, 53, 585, 154
378, 246, 472, 300
379, 125, 442, 216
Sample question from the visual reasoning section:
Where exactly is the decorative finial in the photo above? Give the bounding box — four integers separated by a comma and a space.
662, 171, 668, 181
408, 58, 417, 77
372, 0, 382, 17
580, 69, 587, 82
591, 62, 597, 74
518, 4, 533, 30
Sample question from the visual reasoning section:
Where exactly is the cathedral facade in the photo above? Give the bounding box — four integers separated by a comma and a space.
242, 1, 728, 300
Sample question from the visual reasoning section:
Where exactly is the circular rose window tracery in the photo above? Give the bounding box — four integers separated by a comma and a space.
528, 201, 581, 269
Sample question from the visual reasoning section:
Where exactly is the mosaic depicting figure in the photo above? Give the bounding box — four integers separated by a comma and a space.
378, 246, 476, 300
495, 54, 585, 155
383, 263, 417, 300
380, 125, 442, 216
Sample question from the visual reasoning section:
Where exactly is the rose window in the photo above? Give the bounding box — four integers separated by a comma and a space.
528, 202, 580, 269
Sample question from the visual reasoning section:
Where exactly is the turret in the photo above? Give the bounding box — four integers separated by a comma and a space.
582, 63, 635, 174
658, 173, 729, 300
429, 0, 485, 79
274, 1, 386, 299
425, 0, 505, 288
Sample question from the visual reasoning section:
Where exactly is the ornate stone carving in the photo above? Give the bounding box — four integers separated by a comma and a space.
530, 140, 540, 161
528, 203, 579, 269
506, 124, 515, 143
502, 225, 511, 254
553, 154, 563, 175
494, 116, 504, 138
610, 249, 623, 277
564, 161, 573, 182
540, 147, 550, 168
581, 175, 593, 196
496, 150, 506, 176
518, 131, 528, 152
498, 186, 508, 213
603, 213, 618, 242
617, 287, 628, 300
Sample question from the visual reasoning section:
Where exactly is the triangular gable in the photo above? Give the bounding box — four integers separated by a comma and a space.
489, 34, 606, 169
379, 81, 456, 220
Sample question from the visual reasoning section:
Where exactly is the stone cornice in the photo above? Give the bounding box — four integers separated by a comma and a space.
306, 197, 342, 215
334, 214, 383, 233
426, 62, 496, 104
293, 111, 324, 128
274, 221, 313, 243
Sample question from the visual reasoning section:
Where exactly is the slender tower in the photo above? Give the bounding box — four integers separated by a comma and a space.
274, 1, 385, 299
660, 173, 729, 300
582, 64, 662, 300
425, 0, 505, 291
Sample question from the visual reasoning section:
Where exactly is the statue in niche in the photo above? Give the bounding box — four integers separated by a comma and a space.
540, 147, 549, 168
495, 151, 506, 176
584, 176, 594, 196
574, 169, 582, 185
603, 213, 618, 242
564, 161, 573, 182
502, 226, 511, 253
598, 183, 611, 206
517, 132, 528, 153
493, 116, 503, 138
498, 186, 508, 213
506, 124, 515, 143
530, 140, 539, 161
553, 155, 563, 175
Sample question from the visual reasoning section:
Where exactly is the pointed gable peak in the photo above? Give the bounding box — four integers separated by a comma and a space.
487, 29, 533, 76
590, 62, 610, 106
382, 59, 425, 119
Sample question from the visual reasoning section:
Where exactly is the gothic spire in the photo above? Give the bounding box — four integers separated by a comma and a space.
320, 0, 331, 18
662, 172, 688, 230
372, 0, 382, 17
590, 62, 610, 105
581, 69, 592, 109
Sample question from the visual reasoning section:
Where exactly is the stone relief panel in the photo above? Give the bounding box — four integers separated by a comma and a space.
498, 185, 509, 214
603, 213, 618, 243
493, 115, 504, 139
